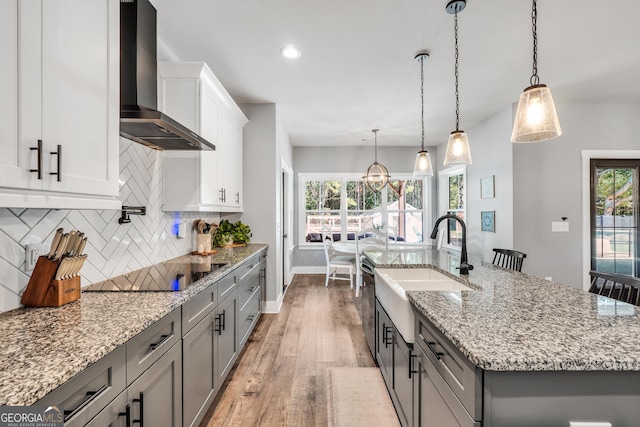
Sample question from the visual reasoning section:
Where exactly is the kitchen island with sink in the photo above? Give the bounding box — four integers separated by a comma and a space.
364, 247, 640, 426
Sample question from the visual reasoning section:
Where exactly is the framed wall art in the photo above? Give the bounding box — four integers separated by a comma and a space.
481, 175, 495, 199
481, 211, 495, 232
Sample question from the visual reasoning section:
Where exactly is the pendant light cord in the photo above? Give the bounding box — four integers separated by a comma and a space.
373, 129, 378, 162
420, 58, 425, 151
454, 10, 460, 131
530, 0, 539, 86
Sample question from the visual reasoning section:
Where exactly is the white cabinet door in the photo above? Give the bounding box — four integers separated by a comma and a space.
0, 0, 119, 207
40, 0, 119, 197
0, 0, 41, 191
160, 62, 246, 212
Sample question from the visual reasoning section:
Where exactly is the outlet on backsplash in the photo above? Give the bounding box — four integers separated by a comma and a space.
25, 243, 45, 272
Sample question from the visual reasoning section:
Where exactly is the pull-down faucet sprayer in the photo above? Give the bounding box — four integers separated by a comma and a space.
430, 214, 474, 275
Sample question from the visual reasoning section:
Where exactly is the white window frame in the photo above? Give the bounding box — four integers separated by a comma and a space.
437, 165, 467, 253
298, 173, 430, 248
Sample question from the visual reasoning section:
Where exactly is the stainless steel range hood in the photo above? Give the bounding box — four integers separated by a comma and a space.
120, 0, 215, 151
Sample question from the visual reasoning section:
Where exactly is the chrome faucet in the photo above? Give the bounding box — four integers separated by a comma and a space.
430, 214, 474, 275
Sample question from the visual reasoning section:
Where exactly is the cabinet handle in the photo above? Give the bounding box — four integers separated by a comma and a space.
30, 140, 43, 179
248, 286, 257, 292
382, 323, 393, 348
132, 392, 143, 426
221, 309, 226, 331
63, 384, 108, 422
409, 353, 419, 379
235, 192, 240, 204
219, 188, 225, 202
421, 335, 444, 360
215, 314, 223, 335
248, 314, 256, 321
119, 404, 131, 427
149, 333, 172, 350
49, 144, 62, 182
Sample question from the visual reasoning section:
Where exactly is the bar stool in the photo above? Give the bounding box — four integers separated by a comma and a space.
491, 248, 527, 272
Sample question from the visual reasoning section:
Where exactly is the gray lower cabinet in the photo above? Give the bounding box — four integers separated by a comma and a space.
412, 308, 640, 426
375, 299, 412, 427
36, 344, 127, 427
84, 391, 128, 427
36, 250, 266, 427
214, 290, 238, 389
413, 349, 479, 427
375, 300, 393, 385
392, 327, 413, 427
182, 311, 216, 427
127, 340, 183, 427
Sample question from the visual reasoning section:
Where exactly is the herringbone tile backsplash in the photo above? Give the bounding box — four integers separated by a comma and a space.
0, 139, 220, 312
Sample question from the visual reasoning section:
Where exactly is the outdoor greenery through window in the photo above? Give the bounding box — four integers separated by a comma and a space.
447, 172, 465, 247
301, 174, 426, 244
591, 159, 639, 277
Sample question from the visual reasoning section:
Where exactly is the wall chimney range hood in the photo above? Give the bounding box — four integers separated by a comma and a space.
120, 0, 215, 151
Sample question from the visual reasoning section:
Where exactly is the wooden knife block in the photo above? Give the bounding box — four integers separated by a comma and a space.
21, 256, 81, 307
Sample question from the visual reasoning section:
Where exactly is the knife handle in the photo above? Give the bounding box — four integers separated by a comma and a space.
47, 228, 64, 258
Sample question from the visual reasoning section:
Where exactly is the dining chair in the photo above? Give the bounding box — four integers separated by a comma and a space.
491, 248, 527, 272
354, 228, 387, 297
588, 270, 640, 306
323, 234, 356, 289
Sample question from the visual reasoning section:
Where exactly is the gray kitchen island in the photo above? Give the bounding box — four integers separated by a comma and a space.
364, 248, 640, 427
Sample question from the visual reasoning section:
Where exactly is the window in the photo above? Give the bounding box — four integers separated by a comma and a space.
300, 174, 428, 245
590, 159, 640, 277
438, 166, 466, 250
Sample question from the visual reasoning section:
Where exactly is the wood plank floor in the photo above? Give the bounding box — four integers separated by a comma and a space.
200, 274, 376, 426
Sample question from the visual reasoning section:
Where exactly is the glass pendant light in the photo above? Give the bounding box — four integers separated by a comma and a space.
511, 0, 562, 143
443, 0, 472, 166
413, 52, 434, 177
363, 129, 390, 192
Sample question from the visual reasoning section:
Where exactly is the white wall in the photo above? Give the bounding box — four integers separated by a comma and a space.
514, 103, 640, 288
435, 107, 514, 264
238, 103, 293, 313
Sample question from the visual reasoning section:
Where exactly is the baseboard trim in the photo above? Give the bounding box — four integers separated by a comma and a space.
264, 293, 283, 314
291, 266, 326, 275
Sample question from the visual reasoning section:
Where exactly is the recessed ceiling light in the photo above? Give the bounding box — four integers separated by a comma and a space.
281, 45, 301, 59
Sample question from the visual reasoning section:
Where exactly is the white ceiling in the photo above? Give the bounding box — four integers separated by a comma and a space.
152, 0, 640, 147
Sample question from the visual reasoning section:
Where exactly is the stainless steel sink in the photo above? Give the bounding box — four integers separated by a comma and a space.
375, 268, 474, 343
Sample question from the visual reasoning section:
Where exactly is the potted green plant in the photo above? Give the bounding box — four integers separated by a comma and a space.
213, 220, 252, 247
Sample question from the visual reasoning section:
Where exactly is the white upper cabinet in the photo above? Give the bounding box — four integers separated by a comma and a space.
159, 62, 247, 212
0, 0, 120, 209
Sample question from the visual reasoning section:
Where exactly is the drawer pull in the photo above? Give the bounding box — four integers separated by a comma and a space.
63, 384, 108, 422
119, 404, 131, 427
149, 333, 172, 350
248, 286, 257, 292
422, 336, 444, 360
30, 140, 43, 180
247, 314, 257, 321
132, 392, 143, 426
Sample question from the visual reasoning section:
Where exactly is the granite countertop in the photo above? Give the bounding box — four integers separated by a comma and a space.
0, 244, 267, 406
364, 247, 640, 372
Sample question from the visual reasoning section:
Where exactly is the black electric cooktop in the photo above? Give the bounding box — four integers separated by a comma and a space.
83, 260, 227, 292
